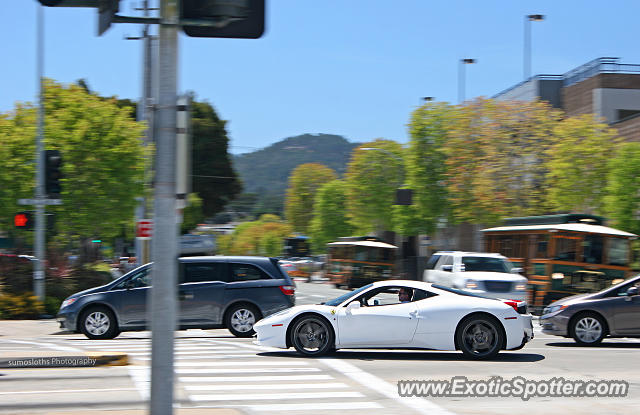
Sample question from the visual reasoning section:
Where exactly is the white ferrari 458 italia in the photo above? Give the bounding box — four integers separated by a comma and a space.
254, 280, 534, 359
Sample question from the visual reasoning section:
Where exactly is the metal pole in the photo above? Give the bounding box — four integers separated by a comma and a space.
149, 0, 179, 413
458, 60, 465, 104
34, 5, 45, 301
136, 0, 154, 266
524, 16, 531, 80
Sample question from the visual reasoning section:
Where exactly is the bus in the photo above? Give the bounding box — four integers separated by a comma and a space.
283, 235, 310, 258
482, 214, 636, 311
325, 236, 397, 289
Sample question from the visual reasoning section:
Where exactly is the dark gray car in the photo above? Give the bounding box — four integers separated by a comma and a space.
540, 274, 640, 345
57, 256, 296, 339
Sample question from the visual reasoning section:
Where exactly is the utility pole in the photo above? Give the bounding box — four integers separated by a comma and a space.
34, 5, 46, 301
149, 0, 179, 413
128, 0, 157, 266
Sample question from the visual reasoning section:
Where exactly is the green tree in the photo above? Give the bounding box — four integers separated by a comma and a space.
284, 163, 337, 234
0, 79, 147, 244
346, 140, 404, 234
190, 98, 242, 218
181, 193, 205, 234
217, 215, 292, 256
547, 114, 620, 214
403, 101, 452, 235
309, 179, 353, 252
443, 98, 562, 224
605, 142, 640, 234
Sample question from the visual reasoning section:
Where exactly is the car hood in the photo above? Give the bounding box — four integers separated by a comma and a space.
68, 284, 111, 299
462, 271, 526, 282
548, 292, 599, 307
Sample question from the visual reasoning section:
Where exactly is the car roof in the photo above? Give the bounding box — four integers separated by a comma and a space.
432, 251, 506, 258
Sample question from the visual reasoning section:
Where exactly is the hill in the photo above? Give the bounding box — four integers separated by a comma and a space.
233, 134, 361, 199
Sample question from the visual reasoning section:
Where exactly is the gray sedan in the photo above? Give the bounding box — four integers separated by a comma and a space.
540, 274, 640, 345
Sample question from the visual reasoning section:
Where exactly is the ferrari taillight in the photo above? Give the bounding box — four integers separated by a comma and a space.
503, 300, 521, 312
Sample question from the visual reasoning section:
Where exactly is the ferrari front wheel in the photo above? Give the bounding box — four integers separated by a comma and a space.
290, 315, 334, 357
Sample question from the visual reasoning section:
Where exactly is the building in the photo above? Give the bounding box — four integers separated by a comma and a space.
494, 57, 640, 141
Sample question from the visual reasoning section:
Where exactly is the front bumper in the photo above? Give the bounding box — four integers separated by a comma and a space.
539, 312, 570, 336
56, 310, 77, 332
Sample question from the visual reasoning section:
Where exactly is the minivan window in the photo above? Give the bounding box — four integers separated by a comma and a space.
230, 263, 272, 281
183, 262, 228, 283
115, 267, 150, 289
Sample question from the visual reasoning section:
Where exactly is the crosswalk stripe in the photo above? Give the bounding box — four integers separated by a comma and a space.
247, 402, 383, 411
185, 382, 347, 391
176, 368, 321, 374
133, 354, 263, 361
175, 361, 309, 367
189, 391, 363, 401
179, 375, 333, 383
126, 350, 254, 356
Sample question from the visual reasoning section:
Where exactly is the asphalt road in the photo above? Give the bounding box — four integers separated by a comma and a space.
0, 280, 638, 415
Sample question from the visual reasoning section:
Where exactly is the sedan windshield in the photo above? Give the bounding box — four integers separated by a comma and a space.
462, 257, 512, 273
323, 283, 373, 306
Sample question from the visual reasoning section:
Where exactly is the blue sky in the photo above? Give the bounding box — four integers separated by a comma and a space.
2, 1, 640, 154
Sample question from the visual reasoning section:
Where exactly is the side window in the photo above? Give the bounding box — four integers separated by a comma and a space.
441, 256, 453, 270
362, 287, 434, 306
183, 262, 227, 283
117, 267, 150, 289
230, 263, 272, 282
425, 255, 441, 270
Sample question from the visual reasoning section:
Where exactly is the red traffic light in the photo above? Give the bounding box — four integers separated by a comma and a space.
14, 212, 33, 229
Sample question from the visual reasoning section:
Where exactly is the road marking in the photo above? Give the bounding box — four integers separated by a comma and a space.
189, 391, 363, 402
0, 388, 137, 395
6, 339, 82, 353
128, 366, 149, 400
133, 354, 261, 360
247, 402, 382, 411
125, 350, 254, 356
179, 375, 334, 383
310, 294, 326, 298
175, 367, 321, 374
185, 382, 347, 391
322, 358, 457, 415
175, 360, 308, 367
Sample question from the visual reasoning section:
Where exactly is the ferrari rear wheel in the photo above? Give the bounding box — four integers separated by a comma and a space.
457, 315, 503, 359
291, 315, 334, 357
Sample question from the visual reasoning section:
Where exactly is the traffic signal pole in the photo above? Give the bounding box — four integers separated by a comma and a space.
149, 1, 179, 414
34, 5, 46, 301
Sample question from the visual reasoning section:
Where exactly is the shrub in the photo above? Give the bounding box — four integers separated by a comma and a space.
0, 293, 45, 319
44, 296, 62, 316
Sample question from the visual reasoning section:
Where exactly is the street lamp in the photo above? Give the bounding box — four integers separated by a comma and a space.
524, 14, 545, 80
422, 96, 434, 102
458, 58, 476, 104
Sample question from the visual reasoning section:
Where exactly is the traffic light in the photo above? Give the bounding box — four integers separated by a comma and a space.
14, 212, 34, 230
181, 0, 265, 38
44, 150, 62, 198
38, 1, 119, 36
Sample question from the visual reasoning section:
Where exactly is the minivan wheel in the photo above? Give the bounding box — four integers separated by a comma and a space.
226, 304, 261, 338
571, 313, 605, 346
79, 306, 119, 340
456, 315, 503, 359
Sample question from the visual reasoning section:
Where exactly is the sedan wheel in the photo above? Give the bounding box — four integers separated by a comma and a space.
572, 314, 605, 345
457, 316, 503, 359
226, 304, 261, 338
79, 307, 119, 340
291, 315, 334, 356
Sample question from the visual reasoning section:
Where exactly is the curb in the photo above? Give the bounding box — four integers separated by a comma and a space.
0, 352, 128, 368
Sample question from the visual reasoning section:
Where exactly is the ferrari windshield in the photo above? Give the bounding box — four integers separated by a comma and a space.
323, 283, 373, 306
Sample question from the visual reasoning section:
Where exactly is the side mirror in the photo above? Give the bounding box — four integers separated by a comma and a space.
124, 280, 135, 290
511, 267, 524, 274
373, 299, 380, 306
442, 265, 453, 272
346, 301, 361, 313
626, 286, 638, 297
